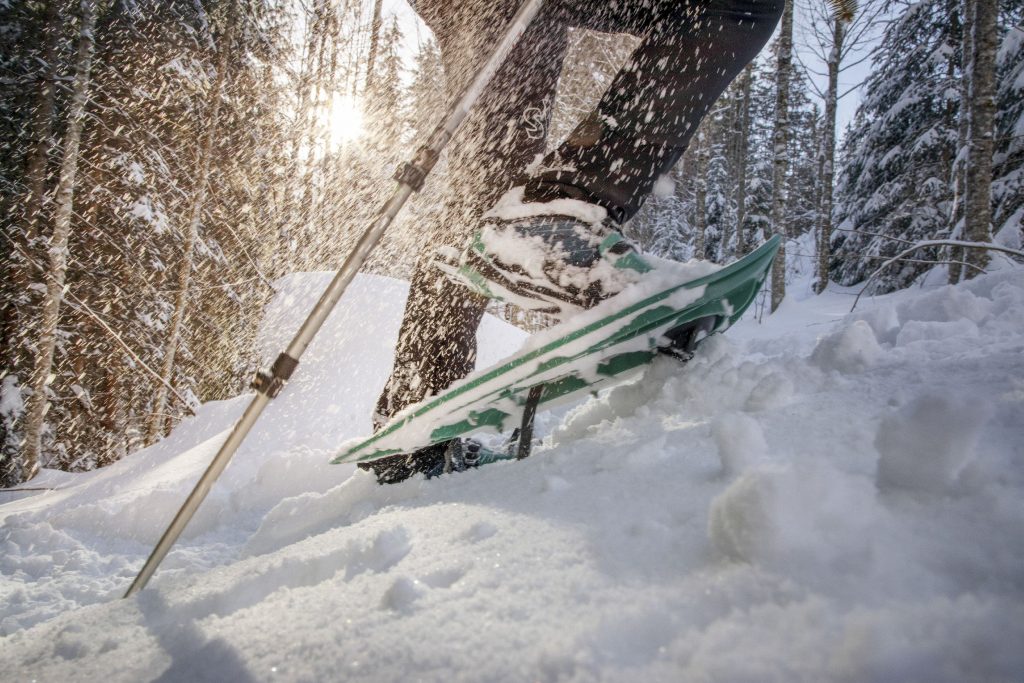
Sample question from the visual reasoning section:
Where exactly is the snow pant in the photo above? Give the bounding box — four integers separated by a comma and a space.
374, 0, 783, 427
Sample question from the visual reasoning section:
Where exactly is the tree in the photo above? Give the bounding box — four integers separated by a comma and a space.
147, 0, 236, 444
832, 0, 961, 292
962, 0, 999, 275
731, 65, 755, 257
769, 0, 795, 312
991, 16, 1024, 252
21, 0, 97, 481
0, 0, 64, 485
799, 0, 887, 292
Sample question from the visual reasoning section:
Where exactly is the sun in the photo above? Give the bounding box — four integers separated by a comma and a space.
327, 93, 365, 149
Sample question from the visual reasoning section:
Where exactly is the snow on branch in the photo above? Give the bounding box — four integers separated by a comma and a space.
851, 239, 1024, 310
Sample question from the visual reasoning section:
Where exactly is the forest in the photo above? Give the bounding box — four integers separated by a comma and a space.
1, 0, 1022, 487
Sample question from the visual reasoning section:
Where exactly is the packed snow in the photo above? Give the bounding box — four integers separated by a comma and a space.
3, 259, 1024, 682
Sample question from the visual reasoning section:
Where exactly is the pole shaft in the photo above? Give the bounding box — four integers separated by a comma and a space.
124, 393, 269, 597
124, 0, 546, 598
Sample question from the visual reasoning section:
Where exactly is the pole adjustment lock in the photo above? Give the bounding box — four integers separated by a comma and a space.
250, 352, 299, 399
393, 145, 441, 191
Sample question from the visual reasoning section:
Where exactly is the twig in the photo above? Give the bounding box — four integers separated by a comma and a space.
833, 226, 918, 247
0, 486, 60, 493
61, 292, 198, 416
851, 240, 1024, 311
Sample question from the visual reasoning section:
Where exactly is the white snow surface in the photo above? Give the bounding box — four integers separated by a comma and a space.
484, 186, 608, 225
3, 265, 1024, 682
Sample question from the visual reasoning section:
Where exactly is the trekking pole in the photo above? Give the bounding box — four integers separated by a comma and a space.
124, 0, 547, 598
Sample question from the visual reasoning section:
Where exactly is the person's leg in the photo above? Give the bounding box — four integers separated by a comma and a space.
525, 0, 784, 223
373, 3, 571, 428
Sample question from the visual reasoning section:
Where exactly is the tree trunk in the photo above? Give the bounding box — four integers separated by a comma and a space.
962, 0, 996, 276
364, 0, 384, 92
949, 0, 972, 283
146, 4, 235, 444
734, 64, 753, 257
1, 0, 62, 486
21, 0, 98, 481
695, 129, 709, 259
769, 0, 793, 312
815, 18, 843, 295
22, 0, 61, 249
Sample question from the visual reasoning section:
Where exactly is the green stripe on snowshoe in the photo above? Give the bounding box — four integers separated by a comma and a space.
597, 350, 657, 377
428, 407, 512, 443
332, 236, 780, 465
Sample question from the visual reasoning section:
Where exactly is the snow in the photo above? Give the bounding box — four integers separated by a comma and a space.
810, 320, 884, 374
652, 173, 676, 198
874, 394, 991, 495
3, 263, 1024, 682
485, 186, 608, 225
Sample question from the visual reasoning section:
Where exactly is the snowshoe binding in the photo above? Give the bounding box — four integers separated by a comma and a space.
436, 188, 653, 320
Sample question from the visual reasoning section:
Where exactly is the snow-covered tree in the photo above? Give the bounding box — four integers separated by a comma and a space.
833, 0, 961, 291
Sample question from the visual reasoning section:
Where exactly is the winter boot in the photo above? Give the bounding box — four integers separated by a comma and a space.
357, 441, 450, 485
357, 439, 491, 485
436, 187, 653, 319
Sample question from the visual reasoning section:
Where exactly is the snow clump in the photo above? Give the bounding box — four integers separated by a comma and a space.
708, 461, 879, 573
874, 394, 992, 495
711, 412, 768, 476
810, 320, 884, 374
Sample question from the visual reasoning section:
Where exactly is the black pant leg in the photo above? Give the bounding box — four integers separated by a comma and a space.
526, 0, 784, 223
374, 6, 570, 427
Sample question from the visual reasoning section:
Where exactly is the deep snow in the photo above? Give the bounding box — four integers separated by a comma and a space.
2, 261, 1024, 682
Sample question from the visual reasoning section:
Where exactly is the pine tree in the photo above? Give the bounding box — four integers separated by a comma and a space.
991, 16, 1024, 250
833, 0, 960, 292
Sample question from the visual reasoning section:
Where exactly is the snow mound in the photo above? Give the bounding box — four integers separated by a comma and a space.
875, 394, 992, 495
811, 319, 885, 374
708, 461, 879, 572
711, 412, 768, 475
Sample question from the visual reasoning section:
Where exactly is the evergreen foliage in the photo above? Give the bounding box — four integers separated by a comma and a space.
833, 0, 1023, 292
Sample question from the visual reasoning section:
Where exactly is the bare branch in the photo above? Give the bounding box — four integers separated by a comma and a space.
851, 241, 1024, 310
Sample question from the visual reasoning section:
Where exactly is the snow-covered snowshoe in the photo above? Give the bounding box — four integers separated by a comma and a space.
436, 188, 652, 320
333, 236, 781, 467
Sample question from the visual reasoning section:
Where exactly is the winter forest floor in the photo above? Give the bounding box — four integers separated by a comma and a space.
2, 256, 1024, 682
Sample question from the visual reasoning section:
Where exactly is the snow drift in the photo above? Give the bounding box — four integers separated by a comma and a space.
2, 266, 1024, 682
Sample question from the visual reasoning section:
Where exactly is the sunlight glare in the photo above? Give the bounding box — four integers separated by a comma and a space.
328, 93, 364, 149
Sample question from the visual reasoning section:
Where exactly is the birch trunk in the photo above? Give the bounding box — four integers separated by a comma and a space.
769, 0, 793, 312
815, 18, 843, 295
962, 0, 996, 276
21, 0, 97, 481
146, 6, 234, 444
22, 0, 61, 249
